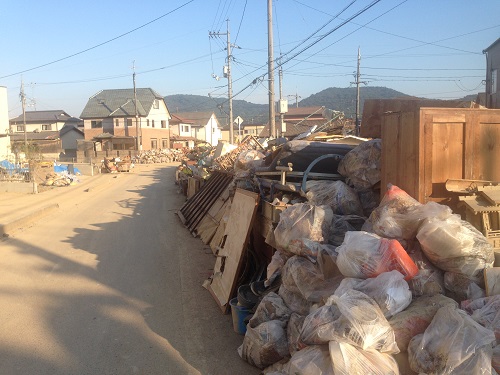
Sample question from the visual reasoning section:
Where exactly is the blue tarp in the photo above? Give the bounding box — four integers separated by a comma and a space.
0, 159, 29, 174
54, 164, 81, 175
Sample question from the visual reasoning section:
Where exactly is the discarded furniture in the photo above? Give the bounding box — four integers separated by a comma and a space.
380, 107, 500, 212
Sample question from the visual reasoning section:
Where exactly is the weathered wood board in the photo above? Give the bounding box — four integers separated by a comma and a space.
206, 189, 260, 314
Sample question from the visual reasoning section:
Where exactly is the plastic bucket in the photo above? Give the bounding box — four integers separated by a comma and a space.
230, 297, 251, 335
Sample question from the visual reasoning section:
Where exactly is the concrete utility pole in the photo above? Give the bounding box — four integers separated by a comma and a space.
352, 47, 367, 136
289, 91, 301, 108
133, 61, 141, 151
279, 64, 284, 138
20, 79, 27, 153
209, 20, 234, 144
267, 0, 276, 138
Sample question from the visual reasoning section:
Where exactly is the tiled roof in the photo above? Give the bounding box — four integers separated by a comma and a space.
80, 88, 165, 118
170, 113, 195, 125
284, 106, 325, 119
10, 131, 60, 141
60, 125, 84, 137
172, 111, 216, 126
9, 110, 80, 123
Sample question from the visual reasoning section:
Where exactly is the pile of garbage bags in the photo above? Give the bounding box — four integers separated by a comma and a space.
238, 177, 498, 373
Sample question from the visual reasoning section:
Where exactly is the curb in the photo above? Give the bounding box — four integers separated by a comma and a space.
0, 203, 60, 237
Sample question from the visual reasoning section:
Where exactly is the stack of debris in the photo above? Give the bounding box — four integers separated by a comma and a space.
179, 136, 500, 374
41, 171, 80, 187
101, 156, 132, 173
133, 149, 181, 164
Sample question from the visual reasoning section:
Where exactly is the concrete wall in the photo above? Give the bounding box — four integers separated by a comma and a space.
0, 181, 37, 193
0, 87, 12, 160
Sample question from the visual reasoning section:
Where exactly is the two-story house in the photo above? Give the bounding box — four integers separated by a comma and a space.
169, 114, 196, 149
9, 110, 82, 158
80, 88, 171, 151
171, 111, 221, 146
484, 38, 500, 109
9, 110, 82, 134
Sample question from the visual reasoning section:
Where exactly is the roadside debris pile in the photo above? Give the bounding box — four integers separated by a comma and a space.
174, 103, 500, 374
41, 171, 80, 187
175, 137, 266, 192
101, 156, 133, 173
234, 179, 497, 374
133, 149, 178, 164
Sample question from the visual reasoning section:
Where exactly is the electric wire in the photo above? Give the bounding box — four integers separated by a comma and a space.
219, 0, 384, 105
0, 0, 197, 80
233, 0, 247, 45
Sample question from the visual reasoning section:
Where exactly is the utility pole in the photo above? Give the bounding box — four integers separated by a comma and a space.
20, 79, 27, 153
352, 47, 367, 136
287, 92, 301, 108
267, 0, 276, 138
209, 20, 234, 144
278, 63, 284, 138
133, 61, 141, 151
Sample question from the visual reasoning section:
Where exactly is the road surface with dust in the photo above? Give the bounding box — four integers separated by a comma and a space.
0, 164, 259, 375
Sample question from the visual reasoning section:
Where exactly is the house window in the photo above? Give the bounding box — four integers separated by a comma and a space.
153, 99, 159, 109
492, 69, 498, 94
161, 120, 166, 128
91, 120, 103, 128
127, 119, 133, 127
162, 138, 168, 148
152, 120, 155, 128
115, 119, 119, 127
42, 124, 52, 131
151, 138, 158, 149
17, 125, 24, 132
181, 125, 190, 133
147, 119, 150, 127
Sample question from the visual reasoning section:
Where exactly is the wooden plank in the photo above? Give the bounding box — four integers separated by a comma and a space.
400, 111, 418, 200
463, 111, 476, 180
380, 112, 401, 195
476, 120, 500, 181
460, 195, 500, 213
479, 187, 500, 206
198, 199, 230, 244
209, 202, 231, 254
194, 186, 231, 238
360, 99, 478, 138
206, 189, 260, 313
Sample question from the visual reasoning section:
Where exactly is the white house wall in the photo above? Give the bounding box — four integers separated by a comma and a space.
0, 136, 11, 160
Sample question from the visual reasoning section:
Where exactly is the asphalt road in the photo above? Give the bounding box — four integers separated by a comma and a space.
0, 164, 260, 375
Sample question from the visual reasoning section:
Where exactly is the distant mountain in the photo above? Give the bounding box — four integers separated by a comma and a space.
164, 94, 268, 124
299, 86, 412, 117
165, 87, 478, 123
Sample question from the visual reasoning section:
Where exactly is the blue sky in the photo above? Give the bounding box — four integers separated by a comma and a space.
1, 0, 499, 119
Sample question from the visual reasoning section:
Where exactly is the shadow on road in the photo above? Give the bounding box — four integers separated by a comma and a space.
0, 165, 257, 375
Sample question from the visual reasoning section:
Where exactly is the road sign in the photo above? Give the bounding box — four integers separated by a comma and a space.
234, 116, 244, 126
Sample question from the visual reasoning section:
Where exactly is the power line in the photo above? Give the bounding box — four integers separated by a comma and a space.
0, 0, 196, 80
233, 0, 247, 45
220, 0, 384, 105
